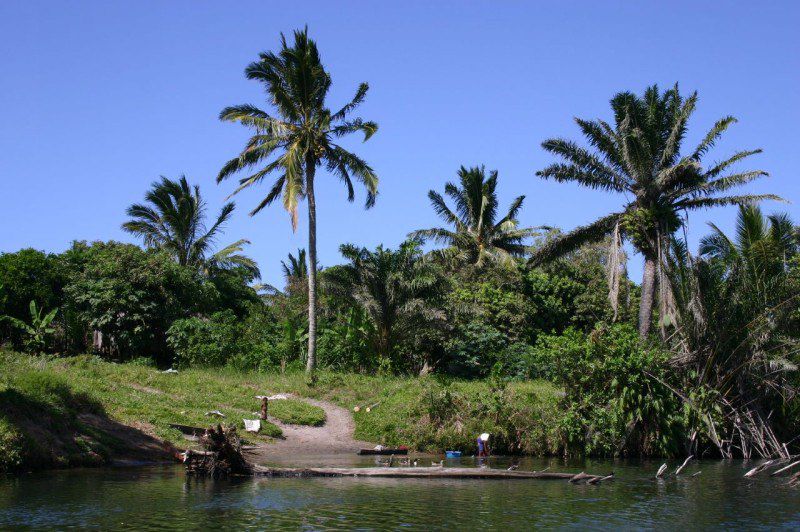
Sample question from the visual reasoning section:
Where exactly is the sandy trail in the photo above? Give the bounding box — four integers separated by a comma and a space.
247, 398, 374, 464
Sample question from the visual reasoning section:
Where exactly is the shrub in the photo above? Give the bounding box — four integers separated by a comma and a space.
537, 324, 685, 456
444, 322, 507, 378
167, 311, 242, 368
0, 418, 27, 473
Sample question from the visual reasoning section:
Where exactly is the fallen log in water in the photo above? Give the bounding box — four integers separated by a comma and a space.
183, 423, 612, 483
744, 459, 778, 478
675, 455, 694, 475
248, 465, 613, 483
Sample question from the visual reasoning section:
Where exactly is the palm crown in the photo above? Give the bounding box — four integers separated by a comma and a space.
700, 205, 798, 285
325, 240, 445, 361
531, 84, 779, 336
281, 248, 308, 283
216, 28, 378, 227
411, 165, 542, 267
122, 175, 259, 279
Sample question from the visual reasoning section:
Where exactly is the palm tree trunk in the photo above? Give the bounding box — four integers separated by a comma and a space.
638, 255, 657, 338
305, 160, 318, 374
377, 325, 391, 362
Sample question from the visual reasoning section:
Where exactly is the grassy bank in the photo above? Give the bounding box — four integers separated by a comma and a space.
0, 351, 562, 473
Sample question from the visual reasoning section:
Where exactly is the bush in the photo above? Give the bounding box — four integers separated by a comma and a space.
444, 322, 507, 378
168, 305, 285, 371
167, 311, 242, 368
535, 324, 685, 457
0, 418, 27, 473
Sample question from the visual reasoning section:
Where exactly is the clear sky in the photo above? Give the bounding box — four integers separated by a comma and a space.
1, 1, 798, 288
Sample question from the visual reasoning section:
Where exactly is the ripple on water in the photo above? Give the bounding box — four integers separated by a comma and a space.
1, 458, 799, 530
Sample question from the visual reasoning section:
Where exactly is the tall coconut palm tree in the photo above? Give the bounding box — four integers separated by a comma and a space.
122, 176, 260, 279
217, 28, 378, 373
530, 84, 779, 338
410, 165, 543, 267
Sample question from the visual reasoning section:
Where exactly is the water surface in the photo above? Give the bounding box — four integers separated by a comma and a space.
1, 457, 798, 530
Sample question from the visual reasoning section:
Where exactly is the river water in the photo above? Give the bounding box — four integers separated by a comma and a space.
1, 456, 798, 530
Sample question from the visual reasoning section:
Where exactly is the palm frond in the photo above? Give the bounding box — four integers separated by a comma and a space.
528, 212, 624, 266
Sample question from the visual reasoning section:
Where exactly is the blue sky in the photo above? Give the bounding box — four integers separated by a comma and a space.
1, 1, 798, 288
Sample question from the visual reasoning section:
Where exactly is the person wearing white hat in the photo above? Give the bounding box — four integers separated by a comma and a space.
477, 432, 491, 458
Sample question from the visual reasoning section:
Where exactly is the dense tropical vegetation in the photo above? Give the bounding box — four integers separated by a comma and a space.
2, 29, 798, 462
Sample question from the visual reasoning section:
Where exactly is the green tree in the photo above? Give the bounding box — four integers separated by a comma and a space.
411, 165, 542, 267
217, 28, 379, 373
64, 242, 207, 362
0, 249, 63, 326
530, 84, 777, 338
325, 240, 445, 371
122, 175, 260, 279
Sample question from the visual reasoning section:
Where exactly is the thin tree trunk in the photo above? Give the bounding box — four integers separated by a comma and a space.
305, 160, 318, 374
377, 325, 391, 362
638, 255, 656, 338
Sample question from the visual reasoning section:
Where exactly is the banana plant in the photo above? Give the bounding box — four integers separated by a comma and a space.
2, 300, 58, 353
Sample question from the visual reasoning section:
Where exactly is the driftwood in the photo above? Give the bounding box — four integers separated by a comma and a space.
771, 460, 800, 477
248, 465, 614, 483
184, 424, 252, 478
675, 455, 693, 475
588, 474, 615, 485
655, 463, 668, 478
744, 459, 777, 478
568, 471, 591, 483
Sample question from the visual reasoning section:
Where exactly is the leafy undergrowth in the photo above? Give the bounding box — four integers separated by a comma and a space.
0, 351, 562, 472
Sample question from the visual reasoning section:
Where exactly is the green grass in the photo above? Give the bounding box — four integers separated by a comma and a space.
308, 372, 563, 454
0, 351, 562, 473
269, 399, 326, 426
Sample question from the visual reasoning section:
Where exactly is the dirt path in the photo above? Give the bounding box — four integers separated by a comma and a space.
247, 398, 374, 464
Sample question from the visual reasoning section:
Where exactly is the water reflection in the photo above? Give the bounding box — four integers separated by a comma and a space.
1, 457, 799, 530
